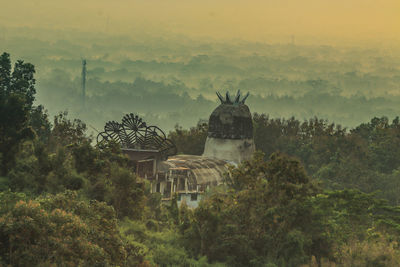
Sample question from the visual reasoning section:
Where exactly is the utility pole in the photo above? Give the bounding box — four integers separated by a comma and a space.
81, 59, 87, 109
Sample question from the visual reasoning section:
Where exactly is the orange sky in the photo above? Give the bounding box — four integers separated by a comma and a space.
1, 0, 399, 43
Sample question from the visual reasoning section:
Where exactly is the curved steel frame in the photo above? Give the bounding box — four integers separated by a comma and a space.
97, 113, 177, 157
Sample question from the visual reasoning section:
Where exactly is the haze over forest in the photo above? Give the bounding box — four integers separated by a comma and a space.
1, 0, 400, 133
3, 1, 400, 266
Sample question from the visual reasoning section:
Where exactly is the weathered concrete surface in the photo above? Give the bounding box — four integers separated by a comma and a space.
204, 92, 255, 164
203, 137, 255, 163
208, 103, 253, 139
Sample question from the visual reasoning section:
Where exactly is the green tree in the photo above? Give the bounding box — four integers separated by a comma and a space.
108, 163, 145, 220
0, 191, 127, 266
186, 152, 323, 266
29, 105, 51, 143
168, 120, 208, 155
0, 52, 36, 174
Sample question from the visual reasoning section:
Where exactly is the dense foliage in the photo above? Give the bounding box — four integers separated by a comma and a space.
168, 120, 208, 155
169, 114, 400, 205
2, 53, 400, 266
252, 114, 400, 205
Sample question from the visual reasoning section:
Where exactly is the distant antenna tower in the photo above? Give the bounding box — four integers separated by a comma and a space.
81, 59, 87, 109
291, 35, 295, 45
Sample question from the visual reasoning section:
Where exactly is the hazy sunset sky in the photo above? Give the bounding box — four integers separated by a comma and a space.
1, 0, 399, 43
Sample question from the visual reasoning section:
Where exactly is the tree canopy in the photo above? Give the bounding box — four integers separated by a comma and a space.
2, 52, 400, 266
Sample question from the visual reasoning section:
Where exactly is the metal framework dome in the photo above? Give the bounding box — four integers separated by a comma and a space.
97, 113, 177, 157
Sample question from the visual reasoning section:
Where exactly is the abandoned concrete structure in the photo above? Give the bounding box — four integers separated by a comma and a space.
97, 91, 254, 207
203, 91, 255, 163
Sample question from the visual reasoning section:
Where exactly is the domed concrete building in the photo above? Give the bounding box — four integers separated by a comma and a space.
98, 91, 254, 207
203, 91, 255, 163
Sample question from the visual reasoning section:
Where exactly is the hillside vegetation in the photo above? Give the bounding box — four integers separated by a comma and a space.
2, 53, 400, 266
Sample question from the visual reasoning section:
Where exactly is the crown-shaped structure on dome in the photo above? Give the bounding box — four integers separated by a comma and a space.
216, 90, 249, 105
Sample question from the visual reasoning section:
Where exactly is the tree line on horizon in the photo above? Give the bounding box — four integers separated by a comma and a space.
3, 28, 400, 133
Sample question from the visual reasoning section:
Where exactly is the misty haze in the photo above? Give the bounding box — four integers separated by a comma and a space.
1, 0, 400, 266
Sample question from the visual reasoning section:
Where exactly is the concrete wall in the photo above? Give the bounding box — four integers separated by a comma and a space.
177, 193, 202, 209
203, 137, 255, 164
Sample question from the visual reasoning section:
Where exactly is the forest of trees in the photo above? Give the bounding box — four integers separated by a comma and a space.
3, 52, 400, 266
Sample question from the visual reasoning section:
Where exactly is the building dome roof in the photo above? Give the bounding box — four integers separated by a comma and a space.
208, 91, 253, 139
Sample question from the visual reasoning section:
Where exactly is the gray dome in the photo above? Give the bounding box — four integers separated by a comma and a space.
208, 91, 253, 139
